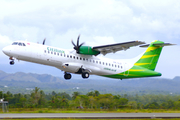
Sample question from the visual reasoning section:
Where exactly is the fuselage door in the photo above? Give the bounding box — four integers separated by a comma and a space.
123, 62, 129, 76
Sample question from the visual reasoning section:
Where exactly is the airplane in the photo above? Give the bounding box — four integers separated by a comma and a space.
2, 35, 174, 80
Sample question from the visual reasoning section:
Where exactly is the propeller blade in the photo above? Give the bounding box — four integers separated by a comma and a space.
71, 40, 76, 47
77, 35, 80, 46
79, 42, 85, 47
71, 34, 84, 54
42, 38, 46, 45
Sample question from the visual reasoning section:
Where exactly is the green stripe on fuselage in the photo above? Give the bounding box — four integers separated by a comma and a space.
102, 65, 161, 79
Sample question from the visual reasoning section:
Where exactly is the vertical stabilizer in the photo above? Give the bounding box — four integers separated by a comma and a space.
134, 40, 164, 71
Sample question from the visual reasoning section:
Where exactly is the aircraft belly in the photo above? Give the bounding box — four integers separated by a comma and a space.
61, 62, 81, 73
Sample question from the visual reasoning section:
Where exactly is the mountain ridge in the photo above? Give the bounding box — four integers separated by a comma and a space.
0, 70, 179, 94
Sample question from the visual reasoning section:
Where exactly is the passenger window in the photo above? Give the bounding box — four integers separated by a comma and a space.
67, 55, 69, 58
48, 51, 50, 54
23, 43, 26, 46
103, 62, 104, 65
99, 61, 101, 64
96, 61, 98, 63
77, 57, 78, 59
70, 55, 72, 58
73, 56, 75, 59
54, 52, 56, 55
83, 58, 85, 61
57, 53, 59, 56
44, 50, 46, 53
80, 57, 82, 60
64, 54, 66, 57
51, 52, 53, 54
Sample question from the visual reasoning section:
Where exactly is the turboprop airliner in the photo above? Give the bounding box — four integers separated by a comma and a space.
2, 35, 174, 80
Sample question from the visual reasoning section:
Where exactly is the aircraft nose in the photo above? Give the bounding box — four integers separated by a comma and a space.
2, 46, 10, 55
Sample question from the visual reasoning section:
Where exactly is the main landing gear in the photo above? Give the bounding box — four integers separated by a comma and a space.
82, 72, 89, 79
64, 72, 90, 80
9, 57, 15, 65
64, 72, 72, 80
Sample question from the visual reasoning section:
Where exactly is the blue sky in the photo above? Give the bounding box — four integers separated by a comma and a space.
0, 0, 179, 79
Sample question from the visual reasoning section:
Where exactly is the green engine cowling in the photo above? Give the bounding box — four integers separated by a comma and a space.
79, 46, 100, 55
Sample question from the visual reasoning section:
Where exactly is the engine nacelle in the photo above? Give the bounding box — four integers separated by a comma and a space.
79, 46, 100, 55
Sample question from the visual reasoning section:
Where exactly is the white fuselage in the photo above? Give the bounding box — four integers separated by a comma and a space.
2, 41, 136, 78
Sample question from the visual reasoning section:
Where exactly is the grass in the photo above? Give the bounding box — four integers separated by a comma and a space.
1, 108, 180, 113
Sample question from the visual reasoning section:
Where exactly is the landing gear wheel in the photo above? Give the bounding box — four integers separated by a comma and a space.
64, 73, 72, 80
82, 72, 89, 79
10, 61, 15, 65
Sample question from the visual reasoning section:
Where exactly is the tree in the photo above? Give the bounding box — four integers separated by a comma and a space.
128, 101, 137, 109
75, 95, 89, 108
119, 98, 128, 106
30, 87, 40, 106
38, 90, 46, 107
72, 92, 80, 100
97, 94, 113, 109
144, 102, 159, 109
173, 100, 180, 110
19, 97, 27, 108
88, 96, 96, 109
30, 87, 46, 107
86, 90, 100, 97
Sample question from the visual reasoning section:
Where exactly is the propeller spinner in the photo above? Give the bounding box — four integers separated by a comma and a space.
71, 35, 84, 53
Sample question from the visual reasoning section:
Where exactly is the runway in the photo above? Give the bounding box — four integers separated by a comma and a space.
0, 113, 180, 119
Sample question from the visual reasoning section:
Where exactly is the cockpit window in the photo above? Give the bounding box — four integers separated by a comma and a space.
12, 42, 18, 45
12, 42, 26, 46
18, 43, 22, 46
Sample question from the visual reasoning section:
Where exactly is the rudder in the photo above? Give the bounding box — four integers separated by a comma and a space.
134, 40, 163, 71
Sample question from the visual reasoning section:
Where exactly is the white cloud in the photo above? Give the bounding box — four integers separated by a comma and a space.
88, 36, 115, 46
0, 34, 13, 58
0, 34, 12, 46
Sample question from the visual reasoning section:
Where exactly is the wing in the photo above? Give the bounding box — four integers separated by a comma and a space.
93, 41, 145, 55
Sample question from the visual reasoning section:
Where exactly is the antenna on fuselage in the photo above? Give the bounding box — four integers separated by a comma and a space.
42, 38, 46, 45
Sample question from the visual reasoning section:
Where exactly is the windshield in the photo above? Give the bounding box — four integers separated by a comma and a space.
12, 42, 26, 46
12, 42, 18, 45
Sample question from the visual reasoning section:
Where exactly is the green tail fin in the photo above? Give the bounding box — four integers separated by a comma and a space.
134, 40, 164, 71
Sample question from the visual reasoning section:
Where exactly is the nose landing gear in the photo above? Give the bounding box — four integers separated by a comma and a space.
9, 57, 15, 65
10, 61, 15, 65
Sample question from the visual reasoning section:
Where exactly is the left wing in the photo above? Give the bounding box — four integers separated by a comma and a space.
93, 41, 145, 55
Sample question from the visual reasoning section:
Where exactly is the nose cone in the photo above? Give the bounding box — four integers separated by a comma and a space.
2, 46, 10, 55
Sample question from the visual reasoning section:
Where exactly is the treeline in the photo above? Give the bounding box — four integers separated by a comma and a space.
1, 87, 180, 110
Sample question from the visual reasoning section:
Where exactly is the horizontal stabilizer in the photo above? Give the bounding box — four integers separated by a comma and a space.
140, 43, 176, 47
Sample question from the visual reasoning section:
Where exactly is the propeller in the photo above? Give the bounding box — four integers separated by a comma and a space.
71, 35, 84, 53
42, 38, 46, 45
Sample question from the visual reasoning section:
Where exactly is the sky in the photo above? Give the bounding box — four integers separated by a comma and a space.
0, 0, 179, 79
